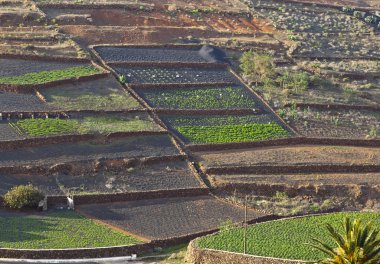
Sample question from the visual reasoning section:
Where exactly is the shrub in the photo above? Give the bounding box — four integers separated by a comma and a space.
4, 185, 44, 209
239, 50, 275, 85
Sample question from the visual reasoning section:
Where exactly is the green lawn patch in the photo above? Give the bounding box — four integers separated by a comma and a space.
0, 210, 141, 249
197, 212, 380, 262
142, 87, 256, 109
0, 66, 102, 85
177, 123, 289, 144
12, 115, 160, 137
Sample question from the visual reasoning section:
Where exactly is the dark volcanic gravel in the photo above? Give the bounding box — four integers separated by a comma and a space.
95, 45, 227, 63
115, 66, 238, 84
0, 91, 50, 112
0, 59, 85, 77
0, 135, 180, 167
57, 160, 202, 194
78, 195, 265, 239
0, 174, 62, 196
0, 121, 23, 141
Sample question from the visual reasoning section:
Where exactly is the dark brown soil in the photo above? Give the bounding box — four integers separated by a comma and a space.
78, 195, 265, 240
0, 135, 180, 167
213, 172, 380, 186
197, 145, 380, 168
56, 160, 202, 194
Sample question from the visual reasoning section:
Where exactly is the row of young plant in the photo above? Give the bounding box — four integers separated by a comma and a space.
7, 114, 160, 137
342, 6, 380, 30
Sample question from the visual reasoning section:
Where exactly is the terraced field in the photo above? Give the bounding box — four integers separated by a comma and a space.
0, 135, 179, 167
78, 195, 265, 240
138, 86, 259, 110
162, 114, 289, 144
115, 66, 238, 85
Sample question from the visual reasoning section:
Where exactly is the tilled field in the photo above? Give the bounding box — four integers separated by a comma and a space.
289, 108, 380, 139
0, 121, 23, 141
0, 91, 50, 112
56, 160, 202, 194
94, 46, 214, 63
0, 134, 180, 167
197, 145, 380, 168
78, 195, 265, 240
0, 173, 63, 196
137, 86, 261, 110
213, 172, 380, 186
0, 58, 85, 77
41, 77, 142, 111
115, 66, 239, 84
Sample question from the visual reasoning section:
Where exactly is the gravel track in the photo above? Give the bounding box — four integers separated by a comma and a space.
0, 135, 179, 167
0, 91, 50, 112
0, 59, 85, 77
56, 160, 202, 194
79, 195, 264, 240
115, 67, 239, 84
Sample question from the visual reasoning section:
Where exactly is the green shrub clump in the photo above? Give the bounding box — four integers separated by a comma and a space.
4, 185, 44, 209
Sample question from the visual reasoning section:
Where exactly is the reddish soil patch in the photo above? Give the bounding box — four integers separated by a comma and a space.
197, 145, 380, 168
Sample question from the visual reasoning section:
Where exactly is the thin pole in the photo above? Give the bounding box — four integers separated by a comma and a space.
243, 195, 247, 254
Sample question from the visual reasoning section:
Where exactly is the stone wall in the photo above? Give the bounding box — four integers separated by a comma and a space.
187, 239, 310, 264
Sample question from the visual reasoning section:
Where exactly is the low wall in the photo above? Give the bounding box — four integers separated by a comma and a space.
283, 103, 380, 111
108, 61, 228, 68
0, 130, 168, 151
47, 188, 210, 206
0, 73, 108, 93
206, 164, 380, 175
188, 137, 380, 152
187, 238, 309, 264
130, 82, 235, 90
214, 182, 380, 200
0, 53, 91, 63
155, 108, 261, 115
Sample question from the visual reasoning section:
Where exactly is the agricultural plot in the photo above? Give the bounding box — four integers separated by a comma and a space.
197, 145, 380, 168
294, 33, 380, 59
56, 160, 202, 194
0, 173, 63, 196
94, 46, 224, 63
0, 65, 102, 85
78, 195, 265, 240
0, 58, 85, 77
0, 210, 141, 249
138, 86, 259, 110
161, 114, 290, 144
0, 134, 180, 167
115, 66, 238, 85
253, 2, 371, 33
0, 121, 23, 141
0, 91, 50, 112
287, 108, 380, 139
197, 212, 380, 261
8, 113, 161, 137
213, 172, 380, 186
41, 77, 142, 111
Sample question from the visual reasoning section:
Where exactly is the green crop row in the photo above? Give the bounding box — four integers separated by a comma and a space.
176, 123, 289, 144
164, 114, 275, 127
12, 115, 160, 137
143, 87, 256, 109
0, 66, 102, 85
0, 210, 140, 249
197, 212, 380, 261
